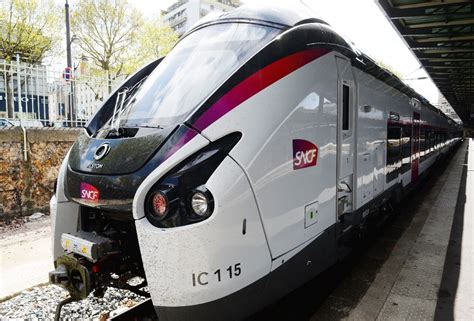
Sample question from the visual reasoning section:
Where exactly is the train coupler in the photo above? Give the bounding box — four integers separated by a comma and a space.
49, 254, 93, 300
49, 264, 69, 287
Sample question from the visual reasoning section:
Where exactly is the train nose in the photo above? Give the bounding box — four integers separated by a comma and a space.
134, 154, 272, 321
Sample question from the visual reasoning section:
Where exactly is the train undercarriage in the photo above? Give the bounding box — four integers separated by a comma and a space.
49, 207, 156, 320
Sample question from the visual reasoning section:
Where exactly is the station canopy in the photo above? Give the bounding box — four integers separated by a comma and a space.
377, 0, 474, 126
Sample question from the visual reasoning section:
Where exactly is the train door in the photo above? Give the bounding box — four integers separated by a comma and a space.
411, 112, 420, 183
335, 56, 355, 218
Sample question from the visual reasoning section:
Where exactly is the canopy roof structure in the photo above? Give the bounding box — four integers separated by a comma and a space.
377, 0, 473, 126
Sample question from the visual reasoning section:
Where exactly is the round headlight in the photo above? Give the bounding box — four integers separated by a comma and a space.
191, 192, 209, 217
151, 192, 168, 218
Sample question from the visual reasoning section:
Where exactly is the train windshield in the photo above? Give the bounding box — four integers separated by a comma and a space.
114, 23, 280, 129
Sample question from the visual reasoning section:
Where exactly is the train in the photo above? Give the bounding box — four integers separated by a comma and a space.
49, 3, 463, 321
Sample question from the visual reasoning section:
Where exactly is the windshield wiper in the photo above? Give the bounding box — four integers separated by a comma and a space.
135, 125, 164, 129
109, 76, 148, 134
110, 90, 127, 132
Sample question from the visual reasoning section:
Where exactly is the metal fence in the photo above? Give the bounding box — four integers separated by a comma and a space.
0, 55, 123, 127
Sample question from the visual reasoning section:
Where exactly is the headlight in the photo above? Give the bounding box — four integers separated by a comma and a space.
189, 186, 214, 219
145, 132, 240, 228
191, 191, 209, 217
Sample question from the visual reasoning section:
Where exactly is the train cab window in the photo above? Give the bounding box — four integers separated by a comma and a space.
106, 23, 281, 129
342, 84, 350, 131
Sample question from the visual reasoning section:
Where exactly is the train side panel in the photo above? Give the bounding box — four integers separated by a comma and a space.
201, 52, 339, 260
354, 69, 389, 209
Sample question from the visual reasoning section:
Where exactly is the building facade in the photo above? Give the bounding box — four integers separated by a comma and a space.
0, 59, 121, 126
162, 0, 241, 36
0, 61, 50, 122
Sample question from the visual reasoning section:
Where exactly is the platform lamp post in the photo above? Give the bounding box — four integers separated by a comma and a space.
65, 0, 76, 126
65, 0, 72, 72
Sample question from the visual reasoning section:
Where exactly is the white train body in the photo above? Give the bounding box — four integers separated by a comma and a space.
50, 3, 462, 320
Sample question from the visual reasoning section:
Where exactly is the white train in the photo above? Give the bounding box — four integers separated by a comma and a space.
49, 3, 463, 320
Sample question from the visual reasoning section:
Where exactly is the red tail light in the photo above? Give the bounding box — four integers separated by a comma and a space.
151, 192, 168, 218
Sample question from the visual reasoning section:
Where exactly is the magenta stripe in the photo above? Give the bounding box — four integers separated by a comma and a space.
165, 49, 330, 161
193, 48, 330, 132
163, 128, 198, 161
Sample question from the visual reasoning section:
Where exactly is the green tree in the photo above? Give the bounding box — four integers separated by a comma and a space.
71, 0, 142, 92
140, 17, 178, 60
122, 16, 179, 75
0, 0, 60, 117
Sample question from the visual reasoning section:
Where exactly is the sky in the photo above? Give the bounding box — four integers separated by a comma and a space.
129, 0, 441, 106
53, 0, 441, 107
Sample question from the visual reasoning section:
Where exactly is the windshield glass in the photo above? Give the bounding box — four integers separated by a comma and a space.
113, 23, 280, 128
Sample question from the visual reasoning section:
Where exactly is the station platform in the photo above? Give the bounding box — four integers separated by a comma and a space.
251, 139, 473, 321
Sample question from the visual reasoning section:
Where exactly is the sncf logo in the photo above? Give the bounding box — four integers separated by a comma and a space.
80, 182, 100, 202
293, 139, 318, 170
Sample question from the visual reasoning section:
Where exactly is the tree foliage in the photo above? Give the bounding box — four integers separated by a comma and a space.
140, 17, 178, 60
0, 0, 60, 118
122, 16, 179, 75
71, 1, 178, 99
71, 0, 142, 80
0, 0, 60, 64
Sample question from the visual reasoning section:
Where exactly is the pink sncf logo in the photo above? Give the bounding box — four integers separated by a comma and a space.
293, 139, 318, 170
80, 182, 100, 202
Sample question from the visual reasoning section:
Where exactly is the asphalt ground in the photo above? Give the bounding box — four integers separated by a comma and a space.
0, 215, 52, 300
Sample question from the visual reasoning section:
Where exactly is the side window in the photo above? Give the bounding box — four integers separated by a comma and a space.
401, 125, 412, 173
430, 130, 435, 150
420, 128, 426, 159
342, 84, 350, 131
428, 130, 432, 151
386, 112, 401, 182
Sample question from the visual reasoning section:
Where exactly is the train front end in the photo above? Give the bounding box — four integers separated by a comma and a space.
50, 7, 297, 320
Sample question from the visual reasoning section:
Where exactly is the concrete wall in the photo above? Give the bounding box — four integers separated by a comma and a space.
0, 128, 81, 218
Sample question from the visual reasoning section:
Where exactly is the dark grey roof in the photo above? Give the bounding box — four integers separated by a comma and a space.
377, 0, 472, 125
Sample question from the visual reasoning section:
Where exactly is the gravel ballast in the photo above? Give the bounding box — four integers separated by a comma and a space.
0, 285, 146, 320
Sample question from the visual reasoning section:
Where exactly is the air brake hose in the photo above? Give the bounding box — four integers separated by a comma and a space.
54, 296, 76, 321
